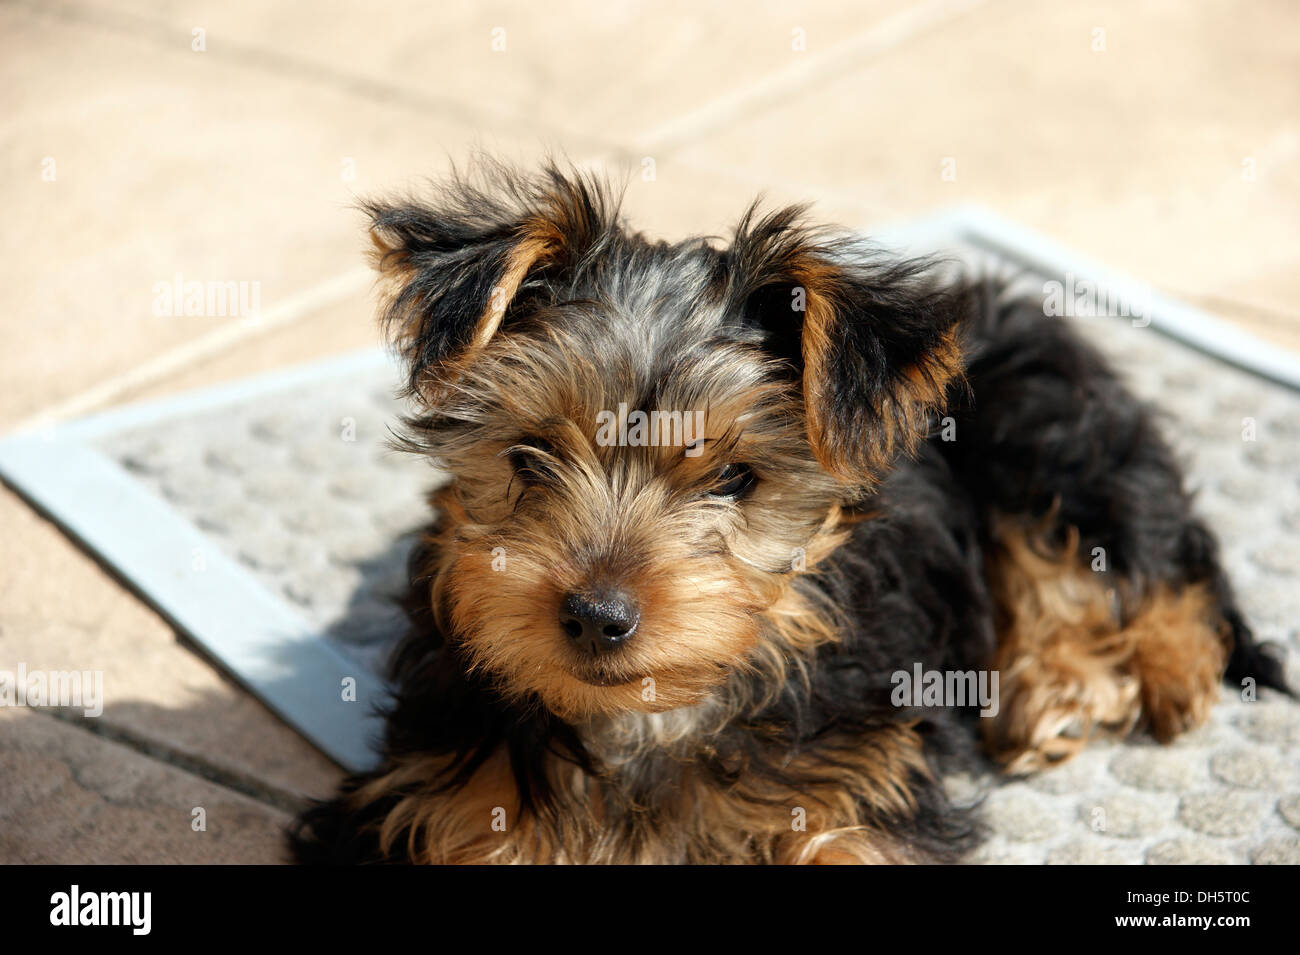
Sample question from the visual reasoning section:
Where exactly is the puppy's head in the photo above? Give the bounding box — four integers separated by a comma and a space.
372, 163, 965, 720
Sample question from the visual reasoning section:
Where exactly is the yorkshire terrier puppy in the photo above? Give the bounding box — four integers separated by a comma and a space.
291, 162, 1287, 864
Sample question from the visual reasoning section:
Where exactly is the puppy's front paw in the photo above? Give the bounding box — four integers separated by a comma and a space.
984, 626, 1140, 775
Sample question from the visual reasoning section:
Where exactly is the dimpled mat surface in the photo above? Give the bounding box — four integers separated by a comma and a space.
102, 368, 438, 678
76, 255, 1300, 864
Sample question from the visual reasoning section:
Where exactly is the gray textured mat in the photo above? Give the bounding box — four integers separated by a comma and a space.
104, 367, 436, 678
1, 211, 1296, 862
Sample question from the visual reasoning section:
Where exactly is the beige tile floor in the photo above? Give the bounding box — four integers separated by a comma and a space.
2, 0, 1297, 863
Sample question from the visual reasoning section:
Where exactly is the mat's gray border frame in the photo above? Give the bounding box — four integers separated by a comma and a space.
1, 208, 1295, 774
0, 349, 397, 772
884, 207, 1300, 393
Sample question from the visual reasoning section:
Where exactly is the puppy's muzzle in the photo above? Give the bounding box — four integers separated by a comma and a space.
559, 589, 640, 654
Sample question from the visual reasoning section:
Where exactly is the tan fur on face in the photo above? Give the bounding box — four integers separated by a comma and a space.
441, 538, 768, 719
415, 320, 853, 722
985, 520, 1229, 774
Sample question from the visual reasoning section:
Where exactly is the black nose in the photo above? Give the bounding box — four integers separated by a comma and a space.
559, 590, 640, 653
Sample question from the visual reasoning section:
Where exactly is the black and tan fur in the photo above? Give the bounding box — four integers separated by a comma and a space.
290, 161, 1288, 864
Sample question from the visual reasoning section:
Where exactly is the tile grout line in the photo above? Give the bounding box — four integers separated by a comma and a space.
37, 706, 314, 816
13, 0, 987, 169
663, 151, 884, 221
14, 0, 630, 164
632, 0, 990, 157
1173, 292, 1300, 329
9, 267, 376, 434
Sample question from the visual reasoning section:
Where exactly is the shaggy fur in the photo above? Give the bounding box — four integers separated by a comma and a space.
290, 161, 1289, 864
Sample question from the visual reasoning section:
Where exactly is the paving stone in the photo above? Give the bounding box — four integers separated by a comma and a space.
237, 535, 324, 575
250, 409, 318, 445
279, 499, 336, 535
1025, 749, 1110, 795
327, 466, 388, 501
158, 465, 242, 509
1232, 702, 1300, 745
205, 441, 274, 476
1266, 415, 1300, 442
983, 789, 1060, 843
372, 505, 428, 536
1177, 791, 1268, 838
1249, 538, 1300, 576
194, 499, 267, 539
327, 525, 392, 566
1145, 839, 1237, 866
0, 708, 291, 864
1250, 835, 1300, 865
291, 441, 362, 474
118, 435, 197, 476
1243, 440, 1300, 475
1078, 794, 1173, 840
281, 563, 363, 613
244, 472, 307, 504
964, 841, 1043, 865
1214, 391, 1266, 418
1217, 473, 1274, 503
1046, 841, 1138, 865
1277, 794, 1300, 831
0, 488, 342, 808
1161, 368, 1203, 393
1110, 747, 1203, 793
1208, 748, 1290, 790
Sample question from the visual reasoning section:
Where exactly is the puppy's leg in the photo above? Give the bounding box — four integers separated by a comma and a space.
714, 724, 978, 865
943, 292, 1287, 773
292, 751, 544, 864
982, 522, 1227, 773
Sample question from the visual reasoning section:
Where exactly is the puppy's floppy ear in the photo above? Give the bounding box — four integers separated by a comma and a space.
365, 162, 615, 396
728, 205, 967, 486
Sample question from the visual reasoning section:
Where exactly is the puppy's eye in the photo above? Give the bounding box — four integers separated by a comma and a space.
707, 464, 755, 499
506, 437, 555, 485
